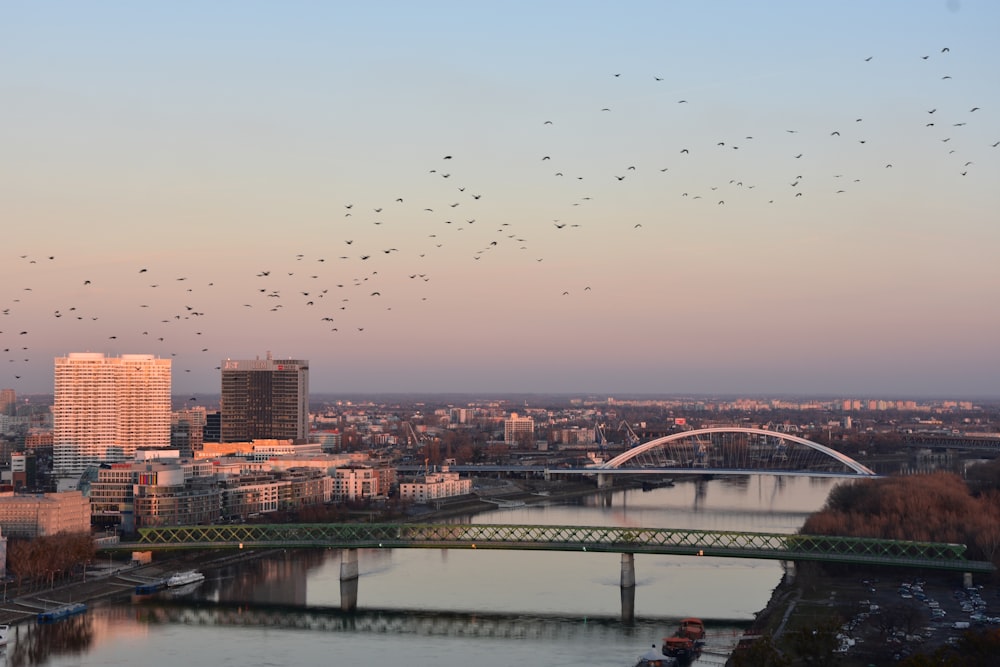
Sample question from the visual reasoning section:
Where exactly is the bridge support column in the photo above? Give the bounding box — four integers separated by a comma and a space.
597, 473, 612, 489
340, 549, 359, 612
783, 560, 796, 584
620, 553, 636, 624
620, 552, 636, 588
963, 572, 973, 589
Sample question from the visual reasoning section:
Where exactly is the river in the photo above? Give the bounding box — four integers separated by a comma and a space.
4, 475, 844, 667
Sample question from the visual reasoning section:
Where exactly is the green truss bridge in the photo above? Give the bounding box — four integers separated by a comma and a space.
109, 522, 993, 573
109, 523, 992, 619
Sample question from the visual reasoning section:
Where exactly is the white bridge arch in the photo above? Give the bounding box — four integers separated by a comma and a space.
600, 427, 876, 476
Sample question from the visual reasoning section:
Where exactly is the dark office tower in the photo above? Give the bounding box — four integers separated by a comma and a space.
220, 352, 309, 443
204, 411, 221, 443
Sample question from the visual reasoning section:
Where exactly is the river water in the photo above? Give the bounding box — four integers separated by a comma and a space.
4, 475, 843, 667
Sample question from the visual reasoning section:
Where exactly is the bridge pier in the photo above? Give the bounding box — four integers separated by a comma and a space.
620, 553, 635, 588
340, 549, 360, 611
620, 553, 636, 624
597, 473, 612, 489
783, 560, 796, 584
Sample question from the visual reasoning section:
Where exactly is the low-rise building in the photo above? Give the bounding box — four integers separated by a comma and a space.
399, 467, 471, 503
0, 490, 91, 538
332, 465, 382, 502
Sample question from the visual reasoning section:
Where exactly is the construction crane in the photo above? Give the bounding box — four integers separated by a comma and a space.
401, 422, 424, 449
594, 422, 607, 454
618, 420, 641, 448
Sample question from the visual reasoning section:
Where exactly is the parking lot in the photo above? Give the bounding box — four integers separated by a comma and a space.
830, 573, 998, 663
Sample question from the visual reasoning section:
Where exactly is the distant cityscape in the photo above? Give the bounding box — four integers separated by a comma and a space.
0, 351, 996, 578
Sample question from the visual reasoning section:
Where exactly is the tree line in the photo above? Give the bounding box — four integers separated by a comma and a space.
6, 532, 96, 593
801, 471, 1000, 566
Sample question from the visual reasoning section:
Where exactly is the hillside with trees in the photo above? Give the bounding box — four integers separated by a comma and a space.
801, 472, 1000, 566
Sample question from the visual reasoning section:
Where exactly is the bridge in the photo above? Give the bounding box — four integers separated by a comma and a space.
106, 522, 992, 621
108, 522, 992, 572
903, 433, 1000, 453
400, 427, 878, 480
598, 427, 876, 476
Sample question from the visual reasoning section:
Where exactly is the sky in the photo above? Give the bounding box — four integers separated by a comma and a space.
2, 1, 999, 397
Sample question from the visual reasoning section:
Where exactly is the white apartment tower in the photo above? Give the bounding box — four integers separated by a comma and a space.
54, 353, 171, 478
504, 412, 535, 445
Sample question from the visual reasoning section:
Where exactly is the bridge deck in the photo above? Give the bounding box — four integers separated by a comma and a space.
107, 523, 994, 573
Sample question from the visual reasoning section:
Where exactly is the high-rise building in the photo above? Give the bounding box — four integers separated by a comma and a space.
0, 389, 15, 416
220, 352, 309, 443
204, 411, 221, 443
171, 406, 207, 454
53, 353, 171, 478
504, 412, 535, 445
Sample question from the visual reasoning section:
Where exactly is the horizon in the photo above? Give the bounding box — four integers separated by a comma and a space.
10, 388, 1000, 405
3, 2, 999, 397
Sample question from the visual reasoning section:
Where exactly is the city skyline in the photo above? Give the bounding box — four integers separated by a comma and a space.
3, 2, 999, 397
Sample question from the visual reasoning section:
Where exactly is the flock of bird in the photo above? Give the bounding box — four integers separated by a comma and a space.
3, 45, 996, 389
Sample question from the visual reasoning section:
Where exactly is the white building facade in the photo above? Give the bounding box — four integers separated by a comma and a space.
504, 412, 535, 445
54, 353, 171, 478
399, 468, 472, 503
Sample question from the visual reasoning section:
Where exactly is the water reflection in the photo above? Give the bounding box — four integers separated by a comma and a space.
128, 598, 680, 637
6, 615, 94, 667
204, 549, 327, 605
5, 476, 842, 667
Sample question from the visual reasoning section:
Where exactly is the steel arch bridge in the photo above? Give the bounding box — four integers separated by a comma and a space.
600, 427, 876, 476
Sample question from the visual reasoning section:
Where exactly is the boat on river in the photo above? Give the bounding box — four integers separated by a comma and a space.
634, 644, 677, 666
166, 570, 205, 587
677, 617, 706, 642
165, 580, 205, 597
37, 602, 87, 624
661, 636, 697, 663
135, 578, 169, 594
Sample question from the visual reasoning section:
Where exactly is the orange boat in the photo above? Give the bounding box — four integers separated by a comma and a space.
661, 636, 695, 661
677, 617, 706, 642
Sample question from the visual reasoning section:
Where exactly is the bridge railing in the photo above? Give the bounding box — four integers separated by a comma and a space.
111, 523, 994, 573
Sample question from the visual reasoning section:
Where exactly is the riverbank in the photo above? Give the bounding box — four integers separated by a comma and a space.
729, 563, 997, 665
0, 477, 600, 627
0, 547, 275, 626
406, 477, 602, 522
7, 476, 914, 665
